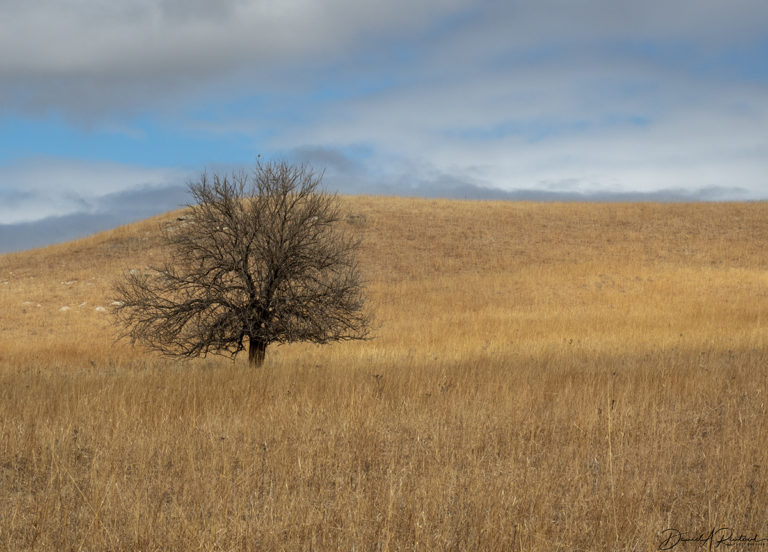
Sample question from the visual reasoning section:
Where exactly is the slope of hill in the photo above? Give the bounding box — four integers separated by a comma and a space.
1, 197, 767, 550
2, 197, 766, 366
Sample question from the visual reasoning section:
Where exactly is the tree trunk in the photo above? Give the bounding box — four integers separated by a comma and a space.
248, 338, 267, 367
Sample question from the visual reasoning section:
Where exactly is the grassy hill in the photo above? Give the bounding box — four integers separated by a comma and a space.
1, 197, 767, 550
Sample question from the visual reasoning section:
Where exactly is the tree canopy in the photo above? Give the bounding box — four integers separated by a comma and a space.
113, 162, 370, 366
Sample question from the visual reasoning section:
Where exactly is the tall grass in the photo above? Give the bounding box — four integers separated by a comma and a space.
1, 198, 767, 550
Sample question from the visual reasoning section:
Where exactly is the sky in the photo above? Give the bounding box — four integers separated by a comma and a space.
1, 0, 767, 252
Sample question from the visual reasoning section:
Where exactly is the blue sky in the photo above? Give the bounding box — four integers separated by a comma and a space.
1, 0, 767, 251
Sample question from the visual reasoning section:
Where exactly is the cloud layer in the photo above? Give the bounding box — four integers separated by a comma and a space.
0, 160, 187, 224
0, 0, 469, 116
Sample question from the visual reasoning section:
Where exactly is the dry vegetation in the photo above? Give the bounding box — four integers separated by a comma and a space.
1, 197, 767, 551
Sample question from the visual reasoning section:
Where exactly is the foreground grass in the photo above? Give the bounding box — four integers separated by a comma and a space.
1, 198, 767, 550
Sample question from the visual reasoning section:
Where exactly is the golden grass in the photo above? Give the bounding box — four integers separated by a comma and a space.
1, 197, 767, 550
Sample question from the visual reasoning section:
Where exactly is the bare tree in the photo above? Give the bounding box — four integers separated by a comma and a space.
113, 162, 370, 367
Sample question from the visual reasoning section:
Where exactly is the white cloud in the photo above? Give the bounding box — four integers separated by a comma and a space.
0, 160, 187, 224
261, 41, 768, 198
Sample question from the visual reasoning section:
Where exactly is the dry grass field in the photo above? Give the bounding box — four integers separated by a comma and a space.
1, 196, 767, 551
